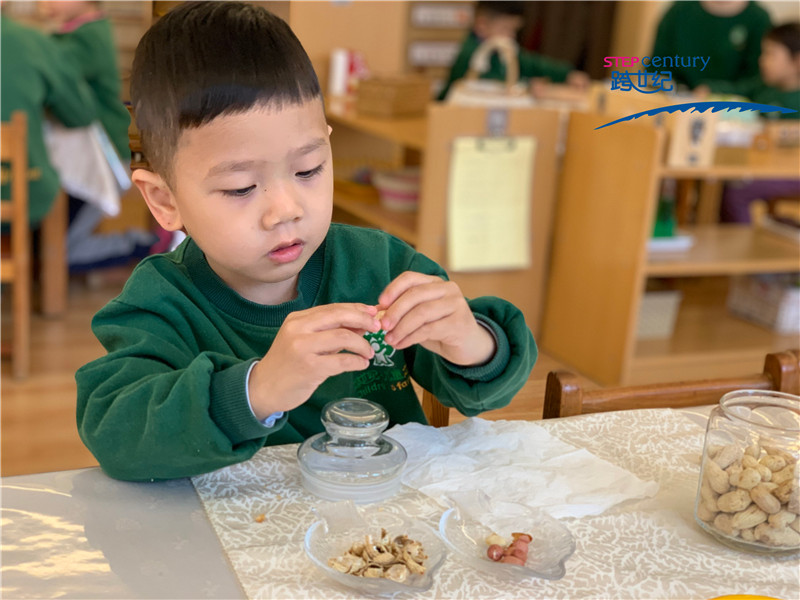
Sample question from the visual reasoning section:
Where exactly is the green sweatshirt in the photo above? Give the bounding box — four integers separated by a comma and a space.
438, 31, 573, 101
650, 1, 771, 90
53, 17, 131, 162
705, 77, 800, 120
0, 18, 96, 224
76, 224, 537, 481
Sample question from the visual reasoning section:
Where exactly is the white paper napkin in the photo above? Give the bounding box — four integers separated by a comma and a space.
386, 418, 659, 519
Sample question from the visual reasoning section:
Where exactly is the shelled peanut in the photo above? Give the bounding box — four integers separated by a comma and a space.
698, 442, 800, 548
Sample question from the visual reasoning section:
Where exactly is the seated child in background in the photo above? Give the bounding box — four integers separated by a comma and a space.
696, 22, 800, 223
437, 1, 589, 101
76, 1, 538, 482
40, 0, 157, 270
1, 11, 95, 225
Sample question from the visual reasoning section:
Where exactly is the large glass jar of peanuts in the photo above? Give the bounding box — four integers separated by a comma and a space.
695, 390, 800, 554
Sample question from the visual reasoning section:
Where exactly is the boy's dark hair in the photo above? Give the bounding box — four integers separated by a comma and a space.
130, 1, 321, 182
765, 22, 800, 57
475, 1, 525, 18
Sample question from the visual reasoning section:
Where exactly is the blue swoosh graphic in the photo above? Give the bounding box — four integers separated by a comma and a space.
595, 101, 797, 130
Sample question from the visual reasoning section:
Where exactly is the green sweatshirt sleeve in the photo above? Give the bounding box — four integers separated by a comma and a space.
75, 300, 286, 482
399, 252, 538, 418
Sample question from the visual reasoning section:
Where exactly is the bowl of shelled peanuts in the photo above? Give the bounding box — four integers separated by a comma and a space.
438, 491, 575, 581
695, 390, 800, 554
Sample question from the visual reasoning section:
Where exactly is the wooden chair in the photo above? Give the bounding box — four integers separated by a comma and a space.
1, 112, 69, 377
421, 389, 450, 428
543, 349, 800, 420
1, 112, 32, 378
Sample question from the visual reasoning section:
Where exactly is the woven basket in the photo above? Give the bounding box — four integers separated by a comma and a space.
356, 75, 431, 118
727, 274, 800, 334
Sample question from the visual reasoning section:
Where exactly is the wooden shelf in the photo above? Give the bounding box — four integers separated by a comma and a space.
630, 278, 799, 384
660, 145, 800, 180
326, 100, 428, 152
646, 225, 800, 277
333, 187, 418, 246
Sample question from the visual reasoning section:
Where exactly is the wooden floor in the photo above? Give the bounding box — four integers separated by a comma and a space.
1, 270, 596, 477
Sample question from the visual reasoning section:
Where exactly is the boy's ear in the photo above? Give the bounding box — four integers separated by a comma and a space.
131, 169, 184, 232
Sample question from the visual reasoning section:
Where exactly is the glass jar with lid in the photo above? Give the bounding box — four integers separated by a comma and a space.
297, 398, 407, 503
695, 390, 800, 554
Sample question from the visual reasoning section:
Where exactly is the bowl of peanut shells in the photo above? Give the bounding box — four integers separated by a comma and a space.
695, 390, 800, 554
438, 490, 575, 581
304, 500, 446, 596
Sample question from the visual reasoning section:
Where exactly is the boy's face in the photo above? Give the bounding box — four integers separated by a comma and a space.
140, 99, 333, 305
760, 39, 800, 89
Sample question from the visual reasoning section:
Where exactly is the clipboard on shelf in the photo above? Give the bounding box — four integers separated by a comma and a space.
447, 136, 535, 272
416, 104, 560, 335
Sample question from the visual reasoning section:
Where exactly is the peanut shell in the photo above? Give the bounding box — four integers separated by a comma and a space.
731, 505, 767, 530
717, 489, 752, 513
751, 483, 781, 514
714, 445, 742, 470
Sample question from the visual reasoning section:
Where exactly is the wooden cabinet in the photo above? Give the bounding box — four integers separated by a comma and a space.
542, 111, 800, 386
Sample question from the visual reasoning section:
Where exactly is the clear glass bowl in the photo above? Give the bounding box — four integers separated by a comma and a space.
304, 501, 446, 596
438, 490, 575, 581
695, 390, 800, 554
297, 398, 407, 503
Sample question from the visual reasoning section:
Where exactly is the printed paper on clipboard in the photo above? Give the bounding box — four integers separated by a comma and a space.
447, 136, 535, 272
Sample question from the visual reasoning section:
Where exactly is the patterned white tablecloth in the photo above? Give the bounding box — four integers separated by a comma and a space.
191, 409, 800, 599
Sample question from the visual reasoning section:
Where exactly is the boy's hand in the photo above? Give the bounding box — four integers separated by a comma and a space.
248, 304, 380, 420
377, 272, 496, 367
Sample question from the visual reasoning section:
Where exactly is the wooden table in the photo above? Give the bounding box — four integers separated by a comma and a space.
3, 408, 797, 599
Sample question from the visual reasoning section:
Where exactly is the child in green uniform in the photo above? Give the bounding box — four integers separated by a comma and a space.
44, 1, 131, 163
438, 1, 588, 101
76, 1, 538, 482
698, 22, 800, 222
698, 22, 800, 117
41, 1, 157, 271
651, 1, 772, 90
0, 14, 95, 225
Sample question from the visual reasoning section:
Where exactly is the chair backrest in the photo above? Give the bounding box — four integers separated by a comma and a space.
421, 389, 450, 428
543, 349, 800, 419
1, 111, 29, 262
1, 111, 32, 378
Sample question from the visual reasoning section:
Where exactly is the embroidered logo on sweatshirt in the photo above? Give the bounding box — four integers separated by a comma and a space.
364, 329, 396, 367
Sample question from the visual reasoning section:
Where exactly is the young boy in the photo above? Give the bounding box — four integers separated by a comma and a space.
437, 1, 588, 101
76, 1, 537, 482
696, 22, 800, 222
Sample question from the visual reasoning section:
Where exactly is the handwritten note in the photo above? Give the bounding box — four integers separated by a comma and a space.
447, 136, 535, 272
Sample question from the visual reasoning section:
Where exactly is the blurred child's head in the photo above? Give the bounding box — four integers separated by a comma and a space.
760, 23, 800, 90
130, 1, 331, 304
473, 1, 525, 41
39, 1, 99, 24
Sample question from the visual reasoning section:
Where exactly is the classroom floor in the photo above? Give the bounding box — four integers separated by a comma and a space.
1, 267, 597, 477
